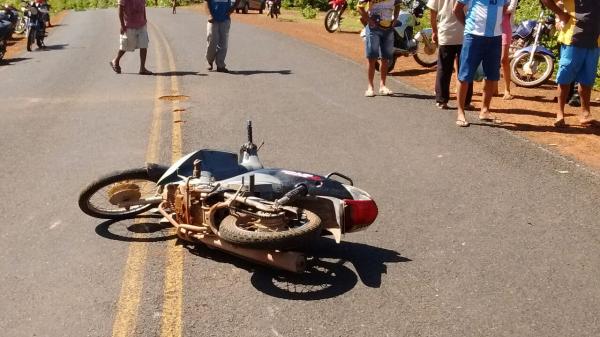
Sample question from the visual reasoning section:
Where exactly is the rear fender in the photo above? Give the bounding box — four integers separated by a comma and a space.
513, 45, 554, 58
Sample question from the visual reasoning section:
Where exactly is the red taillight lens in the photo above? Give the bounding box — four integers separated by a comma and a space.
343, 199, 378, 232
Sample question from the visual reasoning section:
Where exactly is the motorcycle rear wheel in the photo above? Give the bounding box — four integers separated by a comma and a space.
78, 168, 165, 220
324, 9, 339, 33
510, 52, 554, 88
218, 210, 322, 250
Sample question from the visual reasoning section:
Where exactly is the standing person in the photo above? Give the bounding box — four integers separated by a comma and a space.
206, 0, 240, 72
172, 0, 177, 14
453, 0, 508, 127
357, 0, 401, 97
427, 0, 473, 109
109, 0, 152, 75
540, 0, 600, 128
500, 0, 518, 100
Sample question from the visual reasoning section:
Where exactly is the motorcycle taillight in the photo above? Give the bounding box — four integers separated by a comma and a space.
343, 199, 378, 233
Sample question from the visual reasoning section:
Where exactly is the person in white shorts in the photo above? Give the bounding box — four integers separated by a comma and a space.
110, 0, 152, 75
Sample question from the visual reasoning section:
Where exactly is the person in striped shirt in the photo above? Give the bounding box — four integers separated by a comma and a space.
453, 0, 508, 127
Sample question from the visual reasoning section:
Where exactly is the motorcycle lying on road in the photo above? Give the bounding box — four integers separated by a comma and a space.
324, 0, 347, 33
78, 122, 379, 273
509, 9, 556, 88
361, 0, 438, 73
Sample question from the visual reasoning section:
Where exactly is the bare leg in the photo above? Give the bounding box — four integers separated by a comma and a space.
139, 48, 150, 74
380, 58, 389, 91
578, 84, 594, 123
479, 80, 496, 119
501, 45, 513, 99
456, 80, 469, 124
113, 50, 125, 67
557, 84, 570, 124
366, 59, 376, 93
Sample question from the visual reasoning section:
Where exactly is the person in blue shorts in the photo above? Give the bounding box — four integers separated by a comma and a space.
453, 0, 508, 127
541, 0, 600, 128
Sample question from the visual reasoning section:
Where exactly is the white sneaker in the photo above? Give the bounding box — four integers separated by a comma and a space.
364, 88, 375, 97
379, 87, 393, 96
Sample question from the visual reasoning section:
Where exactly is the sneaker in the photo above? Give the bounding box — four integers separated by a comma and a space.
379, 87, 393, 96
436, 102, 448, 109
216, 67, 229, 73
364, 88, 375, 97
207, 62, 213, 71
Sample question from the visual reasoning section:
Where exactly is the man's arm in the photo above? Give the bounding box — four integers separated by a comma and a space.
206, 0, 215, 22
540, 0, 571, 26
429, 9, 438, 44
453, 2, 465, 26
118, 4, 125, 34
357, 1, 369, 26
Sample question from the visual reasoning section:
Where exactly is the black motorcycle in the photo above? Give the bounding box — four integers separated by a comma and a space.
22, 1, 46, 51
78, 122, 379, 272
0, 18, 10, 61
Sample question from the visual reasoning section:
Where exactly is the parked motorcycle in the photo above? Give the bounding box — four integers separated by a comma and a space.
266, 0, 280, 19
22, 0, 47, 51
0, 4, 19, 39
0, 17, 10, 61
509, 10, 555, 88
324, 0, 347, 33
361, 0, 438, 73
78, 122, 379, 273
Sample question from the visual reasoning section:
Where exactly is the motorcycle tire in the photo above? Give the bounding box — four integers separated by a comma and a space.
324, 9, 339, 33
218, 209, 322, 250
78, 167, 166, 220
510, 52, 554, 88
36, 35, 43, 48
0, 44, 4, 62
15, 17, 26, 35
413, 40, 438, 68
26, 28, 33, 52
374, 57, 396, 74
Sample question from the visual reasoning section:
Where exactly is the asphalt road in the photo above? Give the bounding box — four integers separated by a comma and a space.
1, 8, 600, 337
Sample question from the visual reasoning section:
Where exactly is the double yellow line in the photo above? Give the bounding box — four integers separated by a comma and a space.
112, 20, 185, 337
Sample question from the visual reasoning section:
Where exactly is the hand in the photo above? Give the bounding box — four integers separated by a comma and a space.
431, 31, 438, 44
120, 26, 126, 35
208, 15, 214, 23
368, 18, 378, 28
557, 11, 571, 28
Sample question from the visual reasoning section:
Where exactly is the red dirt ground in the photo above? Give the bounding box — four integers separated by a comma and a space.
218, 8, 600, 172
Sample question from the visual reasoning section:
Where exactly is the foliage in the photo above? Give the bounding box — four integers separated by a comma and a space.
281, 0, 292, 9
301, 4, 316, 19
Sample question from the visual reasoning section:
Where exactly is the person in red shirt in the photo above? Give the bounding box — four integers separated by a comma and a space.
109, 0, 152, 75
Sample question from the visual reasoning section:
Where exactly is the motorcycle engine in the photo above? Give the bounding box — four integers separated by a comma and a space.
165, 181, 211, 226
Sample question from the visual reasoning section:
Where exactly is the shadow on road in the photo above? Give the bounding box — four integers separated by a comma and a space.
473, 120, 600, 135
185, 237, 410, 300
40, 43, 69, 51
153, 71, 205, 77
1, 57, 30, 65
94, 214, 177, 242
390, 67, 436, 77
389, 92, 434, 100
228, 69, 292, 75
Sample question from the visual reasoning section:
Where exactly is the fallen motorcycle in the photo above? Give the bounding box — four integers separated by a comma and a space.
78, 122, 378, 273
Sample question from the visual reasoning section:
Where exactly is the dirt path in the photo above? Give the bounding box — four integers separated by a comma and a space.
193, 6, 600, 172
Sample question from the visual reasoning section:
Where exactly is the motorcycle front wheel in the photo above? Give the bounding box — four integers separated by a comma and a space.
218, 210, 322, 250
15, 16, 26, 34
324, 9, 339, 33
510, 52, 554, 88
78, 168, 165, 220
413, 39, 438, 67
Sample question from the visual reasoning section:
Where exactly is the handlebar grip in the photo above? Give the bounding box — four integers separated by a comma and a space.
275, 184, 308, 207
247, 120, 253, 143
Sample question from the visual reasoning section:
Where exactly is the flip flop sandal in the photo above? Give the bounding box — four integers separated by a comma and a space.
109, 61, 121, 74
553, 119, 568, 128
580, 119, 600, 127
456, 120, 470, 127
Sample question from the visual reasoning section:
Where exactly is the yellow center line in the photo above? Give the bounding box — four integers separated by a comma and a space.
149, 21, 185, 337
112, 31, 166, 337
